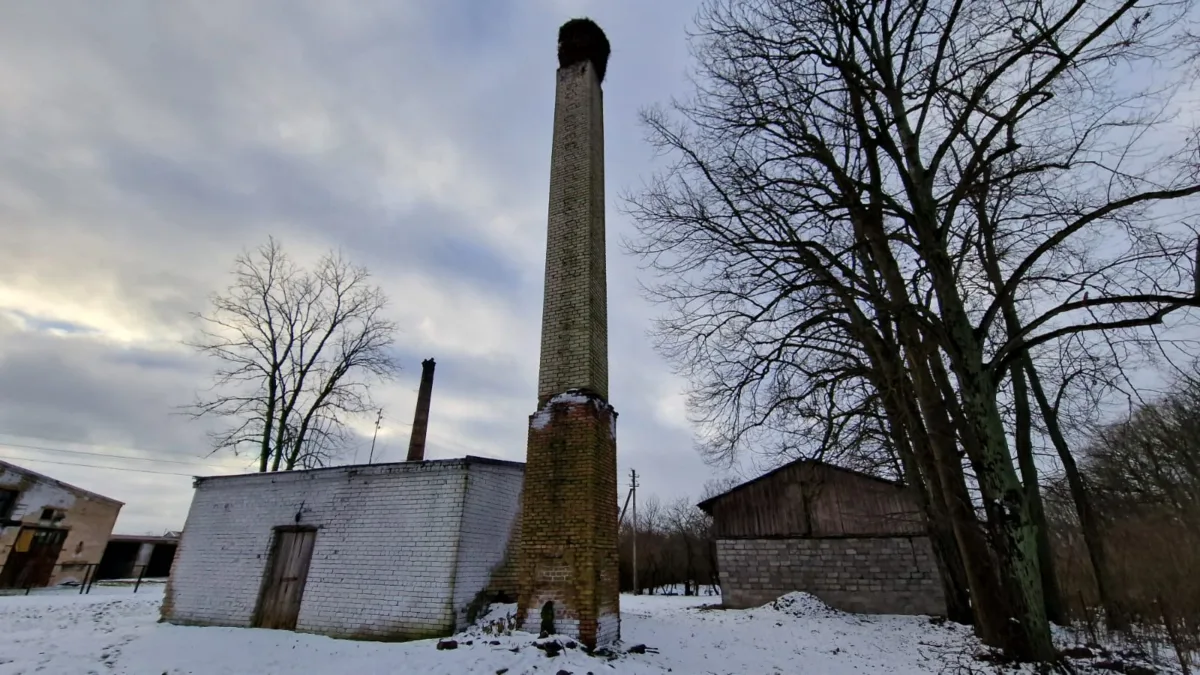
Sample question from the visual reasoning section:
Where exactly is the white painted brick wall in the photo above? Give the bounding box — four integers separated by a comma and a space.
165, 458, 523, 641
451, 462, 524, 627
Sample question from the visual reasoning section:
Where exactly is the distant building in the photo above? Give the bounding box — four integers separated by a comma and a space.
0, 459, 124, 589
698, 459, 945, 616
162, 457, 523, 641
96, 533, 179, 581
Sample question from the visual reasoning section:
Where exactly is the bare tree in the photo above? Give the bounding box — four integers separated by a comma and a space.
626, 0, 1200, 661
186, 237, 399, 472
1087, 372, 1200, 519
618, 490, 722, 596
665, 497, 709, 595
1043, 367, 1200, 661
700, 477, 739, 591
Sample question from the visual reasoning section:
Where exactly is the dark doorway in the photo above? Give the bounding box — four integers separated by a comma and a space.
96, 540, 140, 580
254, 528, 317, 630
96, 540, 179, 580
146, 543, 176, 577
0, 527, 67, 589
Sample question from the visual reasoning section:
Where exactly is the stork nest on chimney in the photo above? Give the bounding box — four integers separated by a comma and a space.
558, 18, 610, 83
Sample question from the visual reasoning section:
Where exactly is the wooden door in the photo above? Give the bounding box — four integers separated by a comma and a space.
255, 529, 317, 630
0, 528, 67, 589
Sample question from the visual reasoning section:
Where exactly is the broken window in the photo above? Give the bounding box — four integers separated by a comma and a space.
0, 489, 16, 521
39, 508, 64, 523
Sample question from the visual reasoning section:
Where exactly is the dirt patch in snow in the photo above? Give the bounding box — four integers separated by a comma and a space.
764, 592, 839, 618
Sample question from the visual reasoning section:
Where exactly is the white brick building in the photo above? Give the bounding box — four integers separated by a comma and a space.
162, 457, 523, 641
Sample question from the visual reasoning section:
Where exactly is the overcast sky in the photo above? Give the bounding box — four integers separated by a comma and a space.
0, 0, 753, 535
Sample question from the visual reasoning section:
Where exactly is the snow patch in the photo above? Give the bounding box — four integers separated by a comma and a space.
530, 389, 608, 430
530, 408, 553, 430
461, 601, 518, 638
477, 601, 517, 626
552, 391, 593, 405
3, 586, 1188, 674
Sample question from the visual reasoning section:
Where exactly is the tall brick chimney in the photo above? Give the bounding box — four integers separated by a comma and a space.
516, 18, 620, 649
405, 358, 436, 462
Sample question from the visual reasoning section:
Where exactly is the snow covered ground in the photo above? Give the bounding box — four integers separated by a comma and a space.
0, 585, 1184, 674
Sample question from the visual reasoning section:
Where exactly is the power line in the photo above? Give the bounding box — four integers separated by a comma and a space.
0, 431, 188, 460
0, 425, 406, 461
0, 452, 216, 478
0, 425, 415, 474
0, 441, 220, 468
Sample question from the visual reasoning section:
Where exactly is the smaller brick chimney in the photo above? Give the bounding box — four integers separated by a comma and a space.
406, 358, 436, 462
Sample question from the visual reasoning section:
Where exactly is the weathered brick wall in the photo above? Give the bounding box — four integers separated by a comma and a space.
0, 462, 122, 586
164, 458, 522, 641
519, 24, 620, 651
518, 393, 620, 648
49, 496, 122, 585
452, 462, 524, 626
717, 536, 946, 616
536, 58, 609, 404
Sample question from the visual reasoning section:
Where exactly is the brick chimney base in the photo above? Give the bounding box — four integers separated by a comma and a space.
516, 390, 620, 649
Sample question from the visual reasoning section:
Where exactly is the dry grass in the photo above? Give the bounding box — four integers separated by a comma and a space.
1052, 515, 1200, 673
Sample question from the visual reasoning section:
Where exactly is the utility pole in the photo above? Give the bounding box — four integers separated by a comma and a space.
367, 408, 384, 464
630, 468, 639, 596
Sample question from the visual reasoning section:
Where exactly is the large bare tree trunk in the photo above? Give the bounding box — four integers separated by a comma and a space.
868, 319, 1007, 637
922, 209, 1053, 658
1011, 366, 1066, 624
956, 362, 1054, 660
876, 368, 974, 624
908, 359, 1015, 647
626, 0, 1200, 661
1025, 361, 1124, 629
972, 184, 1065, 625
855, 198, 1041, 652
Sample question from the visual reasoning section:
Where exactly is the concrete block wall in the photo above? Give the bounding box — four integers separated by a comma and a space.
716, 536, 945, 616
164, 459, 521, 641
452, 462, 524, 627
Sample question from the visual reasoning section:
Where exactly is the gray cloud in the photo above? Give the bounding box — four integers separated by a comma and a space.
0, 0, 731, 534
